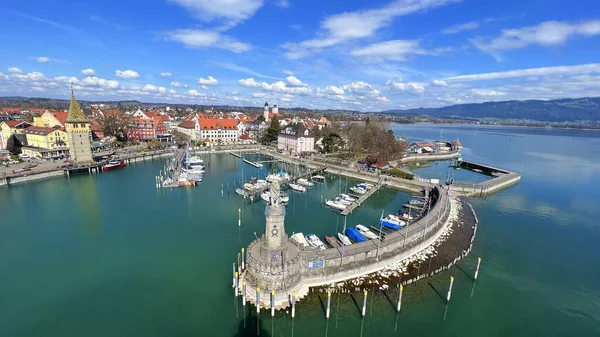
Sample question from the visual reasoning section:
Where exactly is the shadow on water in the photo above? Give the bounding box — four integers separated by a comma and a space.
380, 290, 397, 312
234, 310, 271, 337
428, 282, 446, 304
349, 293, 362, 317
318, 294, 326, 317
455, 264, 472, 279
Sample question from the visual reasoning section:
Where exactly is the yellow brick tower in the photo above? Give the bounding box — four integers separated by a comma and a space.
65, 89, 92, 163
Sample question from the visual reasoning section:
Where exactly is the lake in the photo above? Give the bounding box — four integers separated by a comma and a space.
0, 124, 598, 336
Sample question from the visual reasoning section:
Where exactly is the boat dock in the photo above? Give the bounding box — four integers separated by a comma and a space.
451, 160, 521, 197
340, 180, 384, 216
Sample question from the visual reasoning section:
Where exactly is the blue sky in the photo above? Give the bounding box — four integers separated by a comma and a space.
1, 0, 600, 111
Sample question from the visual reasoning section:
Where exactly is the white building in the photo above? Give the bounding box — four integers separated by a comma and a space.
277, 123, 315, 153
199, 118, 238, 143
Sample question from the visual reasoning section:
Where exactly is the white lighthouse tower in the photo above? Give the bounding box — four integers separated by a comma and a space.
264, 101, 269, 121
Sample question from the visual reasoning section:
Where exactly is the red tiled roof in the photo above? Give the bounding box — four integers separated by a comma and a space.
53, 111, 68, 125
239, 134, 251, 140
3, 120, 31, 128
29, 108, 47, 113
144, 111, 159, 118
2, 107, 23, 114
268, 113, 283, 119
199, 118, 237, 130
105, 109, 120, 117
22, 126, 57, 136
178, 120, 196, 129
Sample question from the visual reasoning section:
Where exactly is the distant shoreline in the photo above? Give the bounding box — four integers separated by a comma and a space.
392, 122, 600, 132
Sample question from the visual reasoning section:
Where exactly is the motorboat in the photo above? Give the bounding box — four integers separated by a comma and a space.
279, 192, 290, 203
243, 183, 255, 191
186, 157, 204, 167
289, 183, 307, 192
409, 199, 425, 206
103, 160, 126, 171
334, 196, 353, 206
325, 199, 347, 210
235, 188, 246, 196
267, 172, 290, 182
260, 191, 271, 203
337, 233, 352, 246
346, 227, 367, 243
291, 233, 310, 247
306, 234, 327, 250
325, 235, 341, 248
358, 182, 374, 190
311, 175, 326, 183
297, 178, 314, 187
396, 212, 414, 221
380, 216, 403, 230
349, 186, 367, 195
356, 224, 378, 239
338, 193, 356, 202
387, 214, 407, 226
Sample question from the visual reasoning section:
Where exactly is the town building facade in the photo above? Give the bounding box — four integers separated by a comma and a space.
277, 123, 315, 153
65, 90, 93, 163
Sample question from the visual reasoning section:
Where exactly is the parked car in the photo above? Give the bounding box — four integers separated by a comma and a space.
19, 154, 30, 158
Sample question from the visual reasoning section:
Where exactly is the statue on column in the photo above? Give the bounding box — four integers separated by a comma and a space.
270, 181, 280, 205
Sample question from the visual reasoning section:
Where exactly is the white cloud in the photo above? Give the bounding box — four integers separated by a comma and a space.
8, 67, 23, 74
286, 75, 306, 87
318, 85, 345, 96
442, 21, 479, 34
432, 79, 448, 87
198, 76, 219, 85
165, 29, 252, 53
282, 0, 459, 59
282, 69, 294, 75
116, 69, 140, 79
471, 89, 506, 96
343, 81, 380, 96
445, 63, 600, 82
81, 68, 96, 76
188, 89, 206, 97
201, 85, 209, 90
36, 56, 51, 64
168, 0, 264, 24
160, 72, 173, 77
252, 92, 266, 98
80, 76, 120, 89
170, 81, 188, 88
275, 0, 290, 8
169, 89, 177, 94
385, 79, 425, 94
281, 97, 292, 102
238, 78, 312, 95
143, 84, 167, 93
376, 96, 390, 102
472, 20, 600, 55
350, 40, 426, 61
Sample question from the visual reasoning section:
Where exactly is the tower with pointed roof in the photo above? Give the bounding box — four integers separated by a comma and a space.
264, 101, 269, 121
65, 89, 92, 163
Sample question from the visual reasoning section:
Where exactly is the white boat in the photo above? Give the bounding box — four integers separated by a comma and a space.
386, 215, 407, 226
349, 186, 367, 195
334, 197, 353, 206
186, 157, 204, 167
409, 199, 425, 206
289, 183, 306, 192
297, 178, 314, 187
306, 234, 327, 250
339, 193, 356, 202
279, 193, 290, 203
260, 191, 271, 203
360, 182, 375, 189
291, 233, 310, 247
356, 225, 379, 239
311, 175, 326, 183
244, 183, 255, 191
325, 199, 347, 210
396, 213, 414, 221
337, 233, 352, 246
235, 188, 246, 196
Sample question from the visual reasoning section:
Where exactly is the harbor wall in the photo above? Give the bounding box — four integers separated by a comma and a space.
400, 150, 460, 163
243, 186, 452, 308
0, 170, 64, 186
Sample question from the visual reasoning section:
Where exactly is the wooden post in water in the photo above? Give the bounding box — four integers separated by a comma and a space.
326, 291, 331, 319
256, 288, 261, 315
446, 276, 454, 303
234, 272, 239, 296
221, 183, 224, 197
238, 208, 241, 227
291, 292, 296, 318
397, 285, 403, 312
362, 290, 368, 317
242, 281, 246, 306
271, 290, 275, 317
241, 248, 245, 270
474, 257, 481, 280
232, 263, 236, 288
237, 253, 241, 276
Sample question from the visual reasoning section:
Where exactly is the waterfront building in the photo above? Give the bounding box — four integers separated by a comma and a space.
33, 110, 68, 128
199, 118, 238, 143
127, 117, 168, 141
21, 127, 70, 159
277, 123, 315, 153
176, 120, 197, 140
65, 90, 93, 163
0, 121, 32, 147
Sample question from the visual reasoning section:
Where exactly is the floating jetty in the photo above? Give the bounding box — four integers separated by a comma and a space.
340, 181, 383, 216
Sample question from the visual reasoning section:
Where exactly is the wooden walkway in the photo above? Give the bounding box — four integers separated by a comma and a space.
341, 180, 383, 216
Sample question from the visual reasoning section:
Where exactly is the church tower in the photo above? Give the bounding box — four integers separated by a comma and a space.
264, 101, 269, 121
65, 89, 92, 163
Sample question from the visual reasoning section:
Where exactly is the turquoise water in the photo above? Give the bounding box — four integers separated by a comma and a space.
1, 125, 599, 336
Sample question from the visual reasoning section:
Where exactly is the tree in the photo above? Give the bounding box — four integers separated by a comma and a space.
100, 112, 128, 141
172, 130, 189, 146
257, 114, 265, 122
147, 139, 161, 150
261, 116, 280, 145
6, 135, 21, 154
23, 112, 34, 123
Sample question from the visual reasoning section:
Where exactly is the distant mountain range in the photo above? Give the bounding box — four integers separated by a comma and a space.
385, 97, 600, 122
